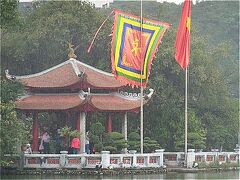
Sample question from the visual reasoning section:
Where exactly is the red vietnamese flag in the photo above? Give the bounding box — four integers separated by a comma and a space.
175, 0, 191, 69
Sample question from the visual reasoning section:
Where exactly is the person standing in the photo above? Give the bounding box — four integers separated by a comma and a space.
42, 131, 50, 154
25, 143, 32, 154
55, 128, 63, 154
71, 136, 80, 154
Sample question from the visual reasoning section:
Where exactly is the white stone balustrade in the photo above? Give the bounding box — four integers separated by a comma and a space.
23, 150, 239, 169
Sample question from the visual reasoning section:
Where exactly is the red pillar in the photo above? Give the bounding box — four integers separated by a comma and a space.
32, 112, 39, 152
106, 113, 112, 133
76, 112, 80, 132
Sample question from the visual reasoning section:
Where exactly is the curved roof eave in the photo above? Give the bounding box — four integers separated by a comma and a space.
6, 58, 126, 89
14, 89, 154, 112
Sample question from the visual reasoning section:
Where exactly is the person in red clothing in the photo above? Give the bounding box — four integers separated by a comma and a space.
71, 136, 80, 154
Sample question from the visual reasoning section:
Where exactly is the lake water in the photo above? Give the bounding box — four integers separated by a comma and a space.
1, 170, 239, 179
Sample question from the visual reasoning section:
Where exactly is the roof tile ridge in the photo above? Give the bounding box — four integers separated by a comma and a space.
74, 59, 115, 77
87, 91, 141, 100
69, 58, 84, 77
112, 88, 154, 101
6, 60, 73, 80
17, 93, 32, 100
89, 93, 111, 96
112, 91, 141, 101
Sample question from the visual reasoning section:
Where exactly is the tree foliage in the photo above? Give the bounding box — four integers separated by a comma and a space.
1, 1, 239, 153
1, 78, 24, 103
0, 78, 29, 165
144, 137, 161, 153
128, 131, 140, 151
103, 132, 128, 153
89, 122, 105, 152
128, 131, 161, 153
174, 110, 206, 151
0, 0, 19, 28
0, 103, 28, 156
1, 0, 111, 76
60, 125, 80, 149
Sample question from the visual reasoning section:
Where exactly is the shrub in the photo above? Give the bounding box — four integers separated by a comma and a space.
103, 132, 128, 153
89, 122, 105, 152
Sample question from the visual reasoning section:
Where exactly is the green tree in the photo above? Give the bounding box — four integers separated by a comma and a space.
103, 132, 128, 153
1, 78, 24, 103
128, 131, 140, 151
0, 78, 29, 166
0, 0, 19, 28
59, 125, 80, 150
1, 1, 112, 76
174, 110, 206, 151
0, 104, 28, 155
144, 25, 237, 151
144, 137, 161, 153
128, 131, 161, 153
1, 1, 238, 153
89, 122, 105, 152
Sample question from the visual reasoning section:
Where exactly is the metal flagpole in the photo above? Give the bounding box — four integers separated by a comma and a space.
140, 0, 144, 154
184, 67, 188, 166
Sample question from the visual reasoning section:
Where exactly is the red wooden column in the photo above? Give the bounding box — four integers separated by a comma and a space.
32, 112, 39, 152
106, 113, 112, 133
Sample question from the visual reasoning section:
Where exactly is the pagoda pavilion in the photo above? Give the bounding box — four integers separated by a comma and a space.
6, 58, 154, 153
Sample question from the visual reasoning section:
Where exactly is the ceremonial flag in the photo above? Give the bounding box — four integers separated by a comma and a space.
111, 9, 170, 87
174, 0, 191, 69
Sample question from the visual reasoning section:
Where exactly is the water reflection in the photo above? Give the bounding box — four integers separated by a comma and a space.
1, 171, 239, 179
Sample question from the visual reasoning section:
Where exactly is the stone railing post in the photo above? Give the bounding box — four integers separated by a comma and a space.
155, 149, 165, 167
203, 153, 206, 162
227, 154, 230, 163
81, 153, 86, 168
60, 151, 68, 167
215, 151, 219, 163
145, 156, 149, 167
187, 149, 195, 168
130, 150, 137, 167
101, 151, 110, 168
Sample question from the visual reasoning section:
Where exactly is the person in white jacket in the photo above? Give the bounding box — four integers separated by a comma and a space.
25, 143, 32, 154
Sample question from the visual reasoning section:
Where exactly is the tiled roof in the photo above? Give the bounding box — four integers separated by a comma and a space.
8, 59, 126, 90
15, 94, 85, 110
18, 63, 79, 88
15, 92, 149, 112
75, 61, 126, 89
88, 94, 144, 112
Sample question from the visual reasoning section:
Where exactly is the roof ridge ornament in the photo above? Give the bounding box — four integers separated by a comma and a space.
79, 90, 89, 99
144, 88, 154, 100
5, 69, 16, 81
119, 91, 140, 99
69, 59, 85, 78
118, 88, 154, 100
68, 43, 79, 59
